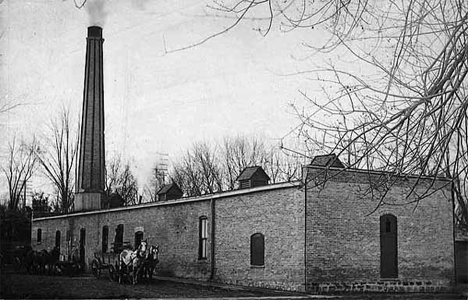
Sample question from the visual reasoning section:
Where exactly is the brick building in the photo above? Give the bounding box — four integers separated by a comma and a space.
33, 27, 455, 293
32, 162, 454, 293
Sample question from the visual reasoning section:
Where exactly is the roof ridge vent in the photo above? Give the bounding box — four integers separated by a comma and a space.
236, 166, 270, 189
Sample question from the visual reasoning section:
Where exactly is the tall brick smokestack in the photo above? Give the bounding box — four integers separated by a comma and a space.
75, 26, 105, 211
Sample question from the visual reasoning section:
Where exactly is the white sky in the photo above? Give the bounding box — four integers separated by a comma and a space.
0, 0, 344, 196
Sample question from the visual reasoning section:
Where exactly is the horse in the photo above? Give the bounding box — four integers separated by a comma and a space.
24, 249, 39, 274
47, 246, 61, 275
24, 250, 48, 275
141, 245, 159, 281
37, 250, 52, 275
118, 240, 148, 285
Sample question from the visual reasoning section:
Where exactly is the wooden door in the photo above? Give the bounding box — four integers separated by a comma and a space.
79, 228, 86, 266
380, 214, 397, 278
134, 231, 143, 249
55, 230, 61, 249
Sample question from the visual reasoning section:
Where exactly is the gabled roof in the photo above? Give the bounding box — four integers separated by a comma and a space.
310, 153, 345, 168
156, 183, 182, 195
236, 166, 270, 181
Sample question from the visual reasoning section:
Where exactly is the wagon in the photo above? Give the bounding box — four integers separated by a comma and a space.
54, 258, 82, 276
91, 251, 119, 281
53, 246, 83, 277
91, 241, 132, 281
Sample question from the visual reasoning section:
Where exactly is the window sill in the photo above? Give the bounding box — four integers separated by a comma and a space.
380, 277, 399, 281
250, 265, 265, 269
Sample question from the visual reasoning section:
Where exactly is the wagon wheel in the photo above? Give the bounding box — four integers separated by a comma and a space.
108, 264, 118, 282
69, 262, 80, 277
54, 262, 64, 276
91, 259, 101, 278
31, 262, 40, 275
13, 257, 22, 272
116, 261, 124, 284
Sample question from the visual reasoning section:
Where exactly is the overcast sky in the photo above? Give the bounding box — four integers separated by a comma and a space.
0, 0, 342, 196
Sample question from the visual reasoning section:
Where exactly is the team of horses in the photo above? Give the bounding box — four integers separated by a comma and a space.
118, 240, 159, 285
20, 246, 61, 275
14, 240, 159, 285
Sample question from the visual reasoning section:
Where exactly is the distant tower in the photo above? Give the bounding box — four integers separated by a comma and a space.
75, 26, 105, 211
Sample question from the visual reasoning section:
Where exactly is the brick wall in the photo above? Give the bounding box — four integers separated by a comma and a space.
32, 168, 454, 293
33, 199, 212, 280
305, 167, 454, 292
32, 182, 306, 291
215, 184, 305, 291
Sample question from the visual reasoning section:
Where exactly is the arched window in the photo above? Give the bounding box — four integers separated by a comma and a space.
80, 228, 86, 245
114, 224, 124, 252
102, 226, 109, 253
79, 228, 86, 265
380, 214, 398, 278
55, 230, 61, 249
37, 229, 42, 244
134, 231, 144, 249
250, 233, 265, 266
198, 217, 208, 260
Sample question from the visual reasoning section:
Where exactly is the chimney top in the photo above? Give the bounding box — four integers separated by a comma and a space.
88, 26, 102, 38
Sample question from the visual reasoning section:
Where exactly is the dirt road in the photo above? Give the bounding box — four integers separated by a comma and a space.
0, 270, 466, 299
0, 273, 288, 299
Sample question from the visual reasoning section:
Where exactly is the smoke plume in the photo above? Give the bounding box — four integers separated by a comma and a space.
85, 0, 107, 26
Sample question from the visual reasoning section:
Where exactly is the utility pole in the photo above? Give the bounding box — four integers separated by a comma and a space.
23, 181, 26, 209
156, 152, 169, 183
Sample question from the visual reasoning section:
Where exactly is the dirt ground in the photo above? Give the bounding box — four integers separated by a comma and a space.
0, 262, 289, 299
0, 268, 466, 299
0, 273, 286, 299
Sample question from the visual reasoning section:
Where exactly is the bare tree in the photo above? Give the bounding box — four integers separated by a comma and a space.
221, 135, 303, 185
171, 142, 222, 197
117, 163, 140, 206
194, 142, 224, 194
31, 191, 52, 213
143, 165, 168, 202
2, 136, 39, 210
105, 154, 122, 198
170, 136, 302, 196
184, 0, 467, 226
171, 154, 203, 197
220, 135, 269, 189
265, 148, 303, 183
35, 108, 78, 213
106, 154, 139, 206
0, 101, 22, 115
